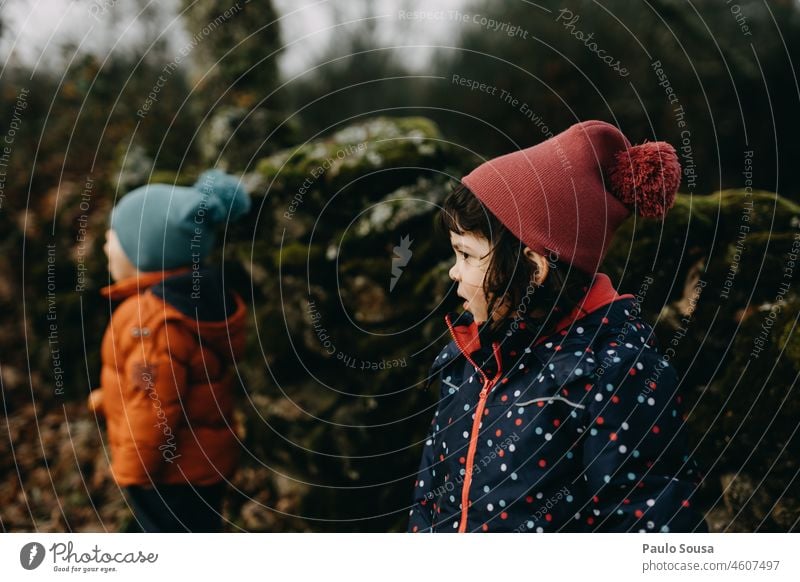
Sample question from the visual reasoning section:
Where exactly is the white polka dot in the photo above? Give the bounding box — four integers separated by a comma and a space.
508, 444, 516, 452
646, 499, 655, 507
544, 433, 552, 441
621, 422, 630, 430
463, 431, 469, 438
577, 327, 584, 333
500, 463, 507, 472
419, 480, 424, 487
595, 393, 603, 401
487, 503, 494, 511
647, 397, 656, 406
619, 445, 628, 453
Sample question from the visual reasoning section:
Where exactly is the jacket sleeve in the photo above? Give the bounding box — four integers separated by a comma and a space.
581, 348, 706, 532
408, 413, 438, 532
115, 320, 195, 483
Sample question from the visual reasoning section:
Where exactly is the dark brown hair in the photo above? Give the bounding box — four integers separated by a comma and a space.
438, 183, 595, 336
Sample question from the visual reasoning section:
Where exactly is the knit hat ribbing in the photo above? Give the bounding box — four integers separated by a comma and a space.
110, 169, 251, 272
461, 120, 681, 274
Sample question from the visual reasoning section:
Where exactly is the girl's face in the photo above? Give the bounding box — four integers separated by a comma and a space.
448, 230, 493, 323
103, 229, 139, 282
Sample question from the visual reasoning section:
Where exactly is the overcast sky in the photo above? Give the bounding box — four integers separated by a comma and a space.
0, 0, 468, 75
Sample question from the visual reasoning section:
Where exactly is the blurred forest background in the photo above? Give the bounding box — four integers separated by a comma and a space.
1, 0, 799, 531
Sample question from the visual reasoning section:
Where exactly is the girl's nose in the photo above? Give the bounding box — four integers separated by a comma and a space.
448, 262, 459, 282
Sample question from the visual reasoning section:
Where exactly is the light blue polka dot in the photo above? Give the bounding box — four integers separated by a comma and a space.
627, 472, 636, 480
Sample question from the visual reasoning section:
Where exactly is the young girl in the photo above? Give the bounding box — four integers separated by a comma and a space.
88, 170, 250, 532
408, 120, 707, 533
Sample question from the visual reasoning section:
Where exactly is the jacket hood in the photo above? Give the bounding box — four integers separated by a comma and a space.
101, 267, 248, 361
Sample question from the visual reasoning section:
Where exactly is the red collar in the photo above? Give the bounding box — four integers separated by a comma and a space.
549, 272, 634, 336
100, 267, 191, 301
445, 273, 633, 354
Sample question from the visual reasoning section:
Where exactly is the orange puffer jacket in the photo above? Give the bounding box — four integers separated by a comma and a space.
90, 267, 247, 487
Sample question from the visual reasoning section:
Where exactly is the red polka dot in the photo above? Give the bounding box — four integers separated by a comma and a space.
545, 514, 552, 522
526, 496, 534, 503
622, 498, 630, 505
501, 378, 509, 384
682, 500, 690, 508
553, 419, 561, 427
602, 317, 609, 324
609, 432, 618, 441
629, 368, 637, 376
459, 457, 466, 464
481, 524, 489, 531
439, 455, 444, 461
554, 345, 562, 351
495, 429, 502, 437
484, 409, 489, 416
587, 517, 595, 525
519, 322, 526, 329
649, 382, 657, 389
610, 342, 618, 347
592, 496, 600, 503
412, 525, 418, 532
537, 401, 545, 407
501, 395, 508, 402
538, 459, 547, 468
596, 416, 605, 425
500, 512, 508, 520
510, 351, 517, 357
562, 388, 570, 396
515, 418, 523, 426
652, 426, 660, 434
634, 509, 644, 518
498, 449, 505, 457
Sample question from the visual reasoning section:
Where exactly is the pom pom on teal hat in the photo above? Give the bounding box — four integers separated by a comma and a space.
110, 170, 251, 272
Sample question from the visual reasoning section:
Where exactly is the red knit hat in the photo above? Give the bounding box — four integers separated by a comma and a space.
461, 120, 681, 274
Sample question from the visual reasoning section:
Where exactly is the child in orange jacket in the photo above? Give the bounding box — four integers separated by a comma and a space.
89, 170, 250, 532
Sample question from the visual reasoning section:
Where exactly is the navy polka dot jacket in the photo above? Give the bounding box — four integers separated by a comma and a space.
408, 274, 708, 533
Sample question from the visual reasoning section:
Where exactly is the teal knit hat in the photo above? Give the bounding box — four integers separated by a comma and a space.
110, 170, 251, 272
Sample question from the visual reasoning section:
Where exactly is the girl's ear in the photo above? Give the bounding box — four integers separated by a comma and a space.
523, 247, 549, 286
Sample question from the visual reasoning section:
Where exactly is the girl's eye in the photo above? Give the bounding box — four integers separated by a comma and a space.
459, 251, 470, 260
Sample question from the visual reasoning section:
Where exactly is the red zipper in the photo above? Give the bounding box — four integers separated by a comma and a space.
445, 315, 503, 533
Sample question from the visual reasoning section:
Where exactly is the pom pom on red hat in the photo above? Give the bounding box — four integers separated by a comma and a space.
608, 141, 681, 218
